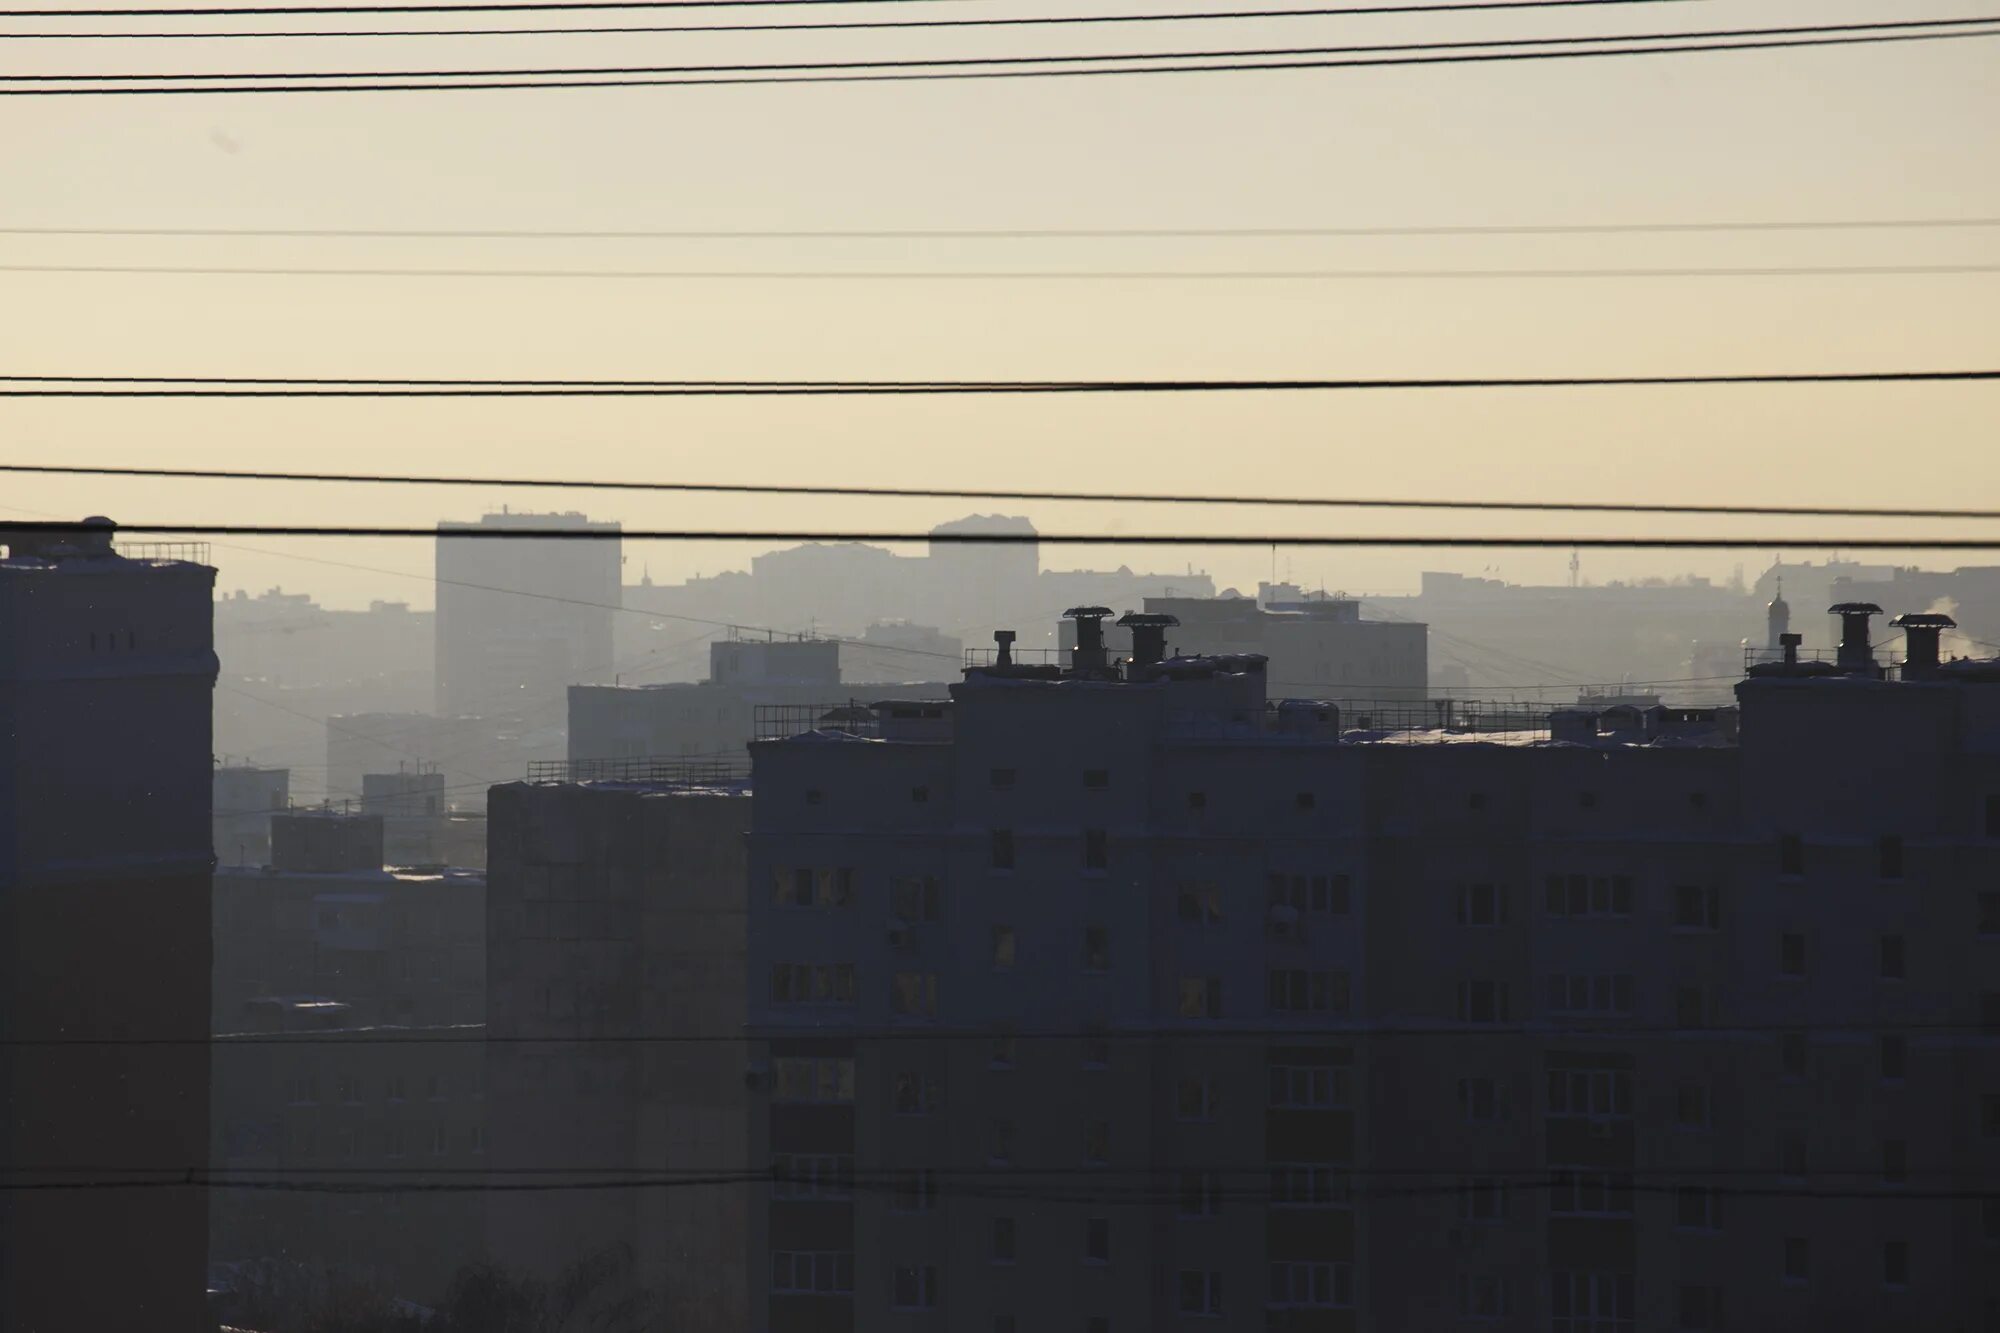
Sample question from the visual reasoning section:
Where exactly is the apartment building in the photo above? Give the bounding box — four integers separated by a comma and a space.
0, 520, 218, 1330
483, 770, 754, 1333
742, 606, 2000, 1332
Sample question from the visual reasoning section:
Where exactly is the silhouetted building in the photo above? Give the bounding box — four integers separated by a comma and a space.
0, 520, 216, 1331
844, 622, 964, 684
741, 603, 1998, 1332
210, 822, 486, 1306
484, 773, 752, 1333
436, 510, 621, 727
215, 763, 290, 867
568, 636, 950, 766
326, 710, 509, 811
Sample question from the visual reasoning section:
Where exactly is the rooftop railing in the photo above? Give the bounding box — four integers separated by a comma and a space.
527, 756, 747, 785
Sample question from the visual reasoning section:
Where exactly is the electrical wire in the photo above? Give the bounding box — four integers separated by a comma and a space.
15, 16, 1991, 82
7, 261, 1997, 279
6, 214, 1995, 236
0, 0, 956, 14
12, 460, 2000, 523
24, 523, 2000, 548
7, 369, 1996, 394
0, 0, 1707, 39
6, 25, 1996, 94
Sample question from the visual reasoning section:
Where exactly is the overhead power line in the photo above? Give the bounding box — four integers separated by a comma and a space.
0, 0, 946, 14
18, 16, 1984, 81
5, 214, 1994, 238
6, 369, 1996, 395
16, 521, 2000, 549
0, 0, 1706, 39
5, 261, 1994, 279
7, 25, 1996, 94
12, 461, 2000, 523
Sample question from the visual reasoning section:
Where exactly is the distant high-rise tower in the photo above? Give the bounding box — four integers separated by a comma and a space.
0, 519, 217, 1330
1767, 576, 1791, 649
435, 511, 621, 727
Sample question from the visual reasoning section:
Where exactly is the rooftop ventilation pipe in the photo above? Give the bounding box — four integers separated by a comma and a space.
1116, 611, 1180, 671
1064, 606, 1114, 675
993, 630, 1016, 667
1890, 612, 1955, 678
1828, 602, 1883, 673
1779, 632, 1802, 668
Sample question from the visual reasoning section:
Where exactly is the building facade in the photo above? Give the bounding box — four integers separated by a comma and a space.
0, 520, 217, 1331
484, 775, 754, 1332
741, 606, 2000, 1332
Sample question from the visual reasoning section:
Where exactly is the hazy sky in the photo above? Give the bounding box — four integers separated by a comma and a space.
3, 0, 1996, 611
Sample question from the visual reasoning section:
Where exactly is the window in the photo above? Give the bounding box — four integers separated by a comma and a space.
1989, 793, 2000, 838
1179, 977, 1222, 1020
1295, 791, 1316, 811
385, 1074, 406, 1102
1578, 791, 1597, 810
1457, 1178, 1509, 1223
1546, 973, 1635, 1016
384, 1126, 405, 1158
1879, 835, 1904, 880
1547, 1066, 1632, 1120
1676, 985, 1710, 1029
1674, 884, 1720, 931
1986, 1197, 2000, 1241
1550, 1272, 1633, 1333
891, 1265, 938, 1310
990, 829, 1015, 871
772, 1057, 855, 1104
1084, 1217, 1110, 1264
891, 875, 941, 923
468, 1126, 484, 1155
1882, 1034, 1907, 1082
1545, 874, 1633, 919
770, 1251, 854, 1295
813, 868, 854, 908
1677, 1285, 1724, 1331
1884, 1138, 1908, 1185
1779, 834, 1803, 878
1778, 1128, 1807, 1179
1549, 1170, 1634, 1217
1268, 872, 1351, 917
910, 785, 929, 804
1780, 933, 1807, 977
804, 789, 822, 806
1468, 791, 1487, 811
1082, 925, 1110, 973
770, 962, 856, 1006
990, 767, 1016, 790
286, 1075, 319, 1106
1676, 1084, 1711, 1130
1268, 1261, 1351, 1309
1458, 1076, 1504, 1122
771, 867, 814, 907
987, 1119, 1015, 1164
1985, 1094, 2000, 1137
1458, 1276, 1513, 1321
1267, 969, 1349, 1015
1455, 882, 1508, 927
1879, 934, 1906, 980
430, 1124, 448, 1157
1457, 979, 1510, 1025
1780, 1032, 1807, 1081
991, 925, 1016, 970
1271, 1060, 1351, 1110
1187, 790, 1207, 811
1082, 1024, 1110, 1069
1783, 1236, 1809, 1284
772, 1154, 855, 1200
1083, 828, 1107, 871
337, 1076, 362, 1105
890, 1170, 938, 1213
1980, 891, 2000, 935
1083, 768, 1109, 790
1083, 1121, 1110, 1165
1986, 991, 2000, 1035
1177, 1271, 1223, 1318
1177, 884, 1224, 926
1884, 1240, 1909, 1289
991, 1217, 1016, 1264
1676, 1185, 1719, 1230
892, 1071, 941, 1115
1271, 1163, 1350, 1208
891, 972, 938, 1018
1177, 1171, 1221, 1218
1176, 1077, 1218, 1121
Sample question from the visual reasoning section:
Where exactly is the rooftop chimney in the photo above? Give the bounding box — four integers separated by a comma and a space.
1828, 602, 1883, 674
1780, 632, 1802, 668
1117, 611, 1180, 672
1890, 611, 1955, 678
993, 629, 1016, 667
1064, 606, 1114, 676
